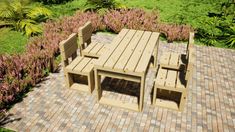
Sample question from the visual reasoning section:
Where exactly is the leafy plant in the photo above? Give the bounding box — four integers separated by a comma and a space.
0, 0, 52, 37
34, 0, 71, 4
86, 0, 117, 10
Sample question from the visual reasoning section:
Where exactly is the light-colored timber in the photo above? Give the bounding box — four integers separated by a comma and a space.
59, 33, 96, 93
79, 21, 107, 58
153, 48, 195, 111
94, 29, 160, 111
159, 32, 195, 70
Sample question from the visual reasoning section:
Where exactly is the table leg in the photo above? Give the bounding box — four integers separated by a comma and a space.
139, 75, 145, 111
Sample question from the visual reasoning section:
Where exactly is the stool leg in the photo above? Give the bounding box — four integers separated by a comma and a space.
179, 91, 187, 111
65, 72, 73, 88
88, 71, 95, 93
153, 84, 157, 105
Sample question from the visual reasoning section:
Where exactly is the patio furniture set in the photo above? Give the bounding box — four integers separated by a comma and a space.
59, 21, 195, 112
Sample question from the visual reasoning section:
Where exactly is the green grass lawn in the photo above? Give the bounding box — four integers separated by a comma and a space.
0, 0, 230, 54
0, 28, 27, 54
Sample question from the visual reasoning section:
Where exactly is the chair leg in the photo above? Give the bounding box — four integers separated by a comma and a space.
88, 71, 95, 93
179, 91, 187, 111
65, 72, 73, 88
95, 70, 102, 100
152, 84, 157, 105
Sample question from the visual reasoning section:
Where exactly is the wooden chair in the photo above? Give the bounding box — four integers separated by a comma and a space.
153, 47, 195, 111
159, 32, 195, 70
59, 33, 96, 93
78, 21, 107, 58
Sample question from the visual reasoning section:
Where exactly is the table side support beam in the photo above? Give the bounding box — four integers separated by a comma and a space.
95, 69, 145, 111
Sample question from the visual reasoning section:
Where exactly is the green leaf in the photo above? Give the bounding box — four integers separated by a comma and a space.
18, 19, 42, 37
27, 7, 52, 19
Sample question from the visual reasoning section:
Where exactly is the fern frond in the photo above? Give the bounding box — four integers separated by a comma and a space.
27, 7, 52, 19
18, 19, 42, 36
0, 1, 15, 19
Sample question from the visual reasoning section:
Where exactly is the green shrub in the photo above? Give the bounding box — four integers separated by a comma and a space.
0, 0, 52, 37
86, 0, 117, 10
35, 0, 71, 4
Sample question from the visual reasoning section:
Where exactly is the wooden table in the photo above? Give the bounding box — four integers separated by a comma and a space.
94, 29, 160, 111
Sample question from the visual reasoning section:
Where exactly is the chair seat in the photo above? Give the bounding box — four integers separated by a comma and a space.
82, 42, 107, 58
160, 52, 186, 70
65, 56, 96, 75
155, 67, 186, 92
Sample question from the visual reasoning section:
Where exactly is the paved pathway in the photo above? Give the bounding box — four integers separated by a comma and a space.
2, 33, 235, 131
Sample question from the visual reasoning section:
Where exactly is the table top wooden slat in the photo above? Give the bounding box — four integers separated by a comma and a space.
104, 30, 136, 69
135, 32, 160, 73
95, 29, 129, 67
97, 44, 107, 55
124, 31, 152, 73
114, 30, 144, 72
95, 29, 159, 76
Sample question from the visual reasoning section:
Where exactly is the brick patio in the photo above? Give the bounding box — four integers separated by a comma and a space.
2, 33, 235, 131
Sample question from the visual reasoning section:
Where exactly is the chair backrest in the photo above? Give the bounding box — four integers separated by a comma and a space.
59, 33, 78, 67
78, 21, 93, 50
186, 32, 195, 60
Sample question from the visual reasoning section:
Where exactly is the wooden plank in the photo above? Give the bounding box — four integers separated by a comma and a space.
73, 57, 92, 72
65, 57, 83, 71
165, 70, 177, 88
135, 32, 160, 73
60, 33, 77, 52
82, 59, 96, 74
179, 90, 187, 111
60, 33, 78, 59
97, 44, 107, 56
99, 97, 139, 111
139, 75, 145, 111
155, 98, 179, 111
104, 30, 136, 69
169, 53, 180, 67
114, 31, 144, 71
89, 43, 104, 55
98, 70, 141, 83
82, 42, 97, 54
124, 31, 152, 73
70, 83, 90, 93
155, 68, 167, 86
160, 52, 170, 65
78, 21, 93, 44
95, 29, 129, 67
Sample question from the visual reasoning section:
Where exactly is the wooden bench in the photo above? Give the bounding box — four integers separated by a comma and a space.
159, 32, 195, 70
59, 33, 96, 93
79, 21, 107, 58
153, 47, 195, 111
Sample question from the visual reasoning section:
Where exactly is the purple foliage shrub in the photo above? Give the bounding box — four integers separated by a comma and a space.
159, 23, 193, 41
104, 9, 159, 33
